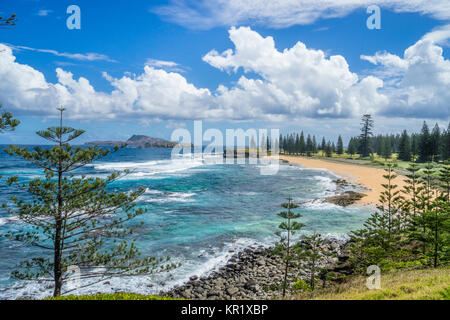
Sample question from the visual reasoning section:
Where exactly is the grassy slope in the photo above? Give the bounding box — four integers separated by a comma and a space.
295, 267, 450, 300
47, 293, 177, 300
46, 268, 449, 300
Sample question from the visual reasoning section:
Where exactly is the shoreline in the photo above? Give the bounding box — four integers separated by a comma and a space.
275, 155, 407, 205
163, 237, 352, 300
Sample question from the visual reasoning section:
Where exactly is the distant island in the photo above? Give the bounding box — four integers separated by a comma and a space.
85, 135, 181, 148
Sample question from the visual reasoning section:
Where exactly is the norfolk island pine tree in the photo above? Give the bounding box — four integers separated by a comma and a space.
1, 108, 178, 297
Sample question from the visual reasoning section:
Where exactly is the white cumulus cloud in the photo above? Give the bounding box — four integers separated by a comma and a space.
204, 27, 387, 119
1, 26, 449, 122
362, 38, 450, 118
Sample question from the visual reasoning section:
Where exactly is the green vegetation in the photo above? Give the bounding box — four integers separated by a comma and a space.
295, 233, 333, 291
294, 267, 450, 300
0, 105, 447, 300
271, 159, 449, 300
1, 108, 178, 297
46, 292, 177, 300
273, 198, 304, 297
0, 104, 20, 133
359, 114, 374, 158
278, 115, 449, 164
349, 161, 449, 272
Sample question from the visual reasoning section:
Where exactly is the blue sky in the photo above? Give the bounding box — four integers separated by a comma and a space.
0, 0, 449, 144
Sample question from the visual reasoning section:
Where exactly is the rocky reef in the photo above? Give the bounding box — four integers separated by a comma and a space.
323, 179, 367, 207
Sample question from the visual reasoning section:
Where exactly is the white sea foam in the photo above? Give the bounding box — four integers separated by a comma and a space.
0, 237, 269, 300
0, 216, 20, 227
140, 188, 197, 203
93, 157, 206, 178
144, 192, 196, 203
302, 199, 341, 211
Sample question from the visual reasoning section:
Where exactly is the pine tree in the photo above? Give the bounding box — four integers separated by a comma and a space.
348, 138, 357, 157
380, 162, 403, 234
1, 109, 177, 297
274, 198, 304, 297
411, 163, 435, 257
295, 134, 300, 155
425, 186, 449, 267
321, 137, 326, 156
411, 134, 419, 159
295, 234, 332, 291
312, 136, 317, 154
381, 136, 392, 160
337, 135, 344, 155
418, 121, 431, 163
0, 104, 20, 132
438, 162, 450, 202
398, 130, 411, 162
306, 134, 313, 157
430, 124, 441, 161
299, 131, 306, 155
418, 163, 449, 267
402, 161, 421, 224
350, 162, 403, 271
440, 123, 450, 161
325, 141, 332, 157
359, 114, 374, 158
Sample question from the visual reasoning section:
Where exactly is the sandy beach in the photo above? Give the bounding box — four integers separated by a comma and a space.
277, 155, 408, 205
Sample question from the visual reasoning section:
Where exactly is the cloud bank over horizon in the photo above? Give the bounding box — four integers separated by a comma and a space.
0, 27, 449, 122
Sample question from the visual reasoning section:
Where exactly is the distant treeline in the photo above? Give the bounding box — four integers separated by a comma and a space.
279, 120, 450, 163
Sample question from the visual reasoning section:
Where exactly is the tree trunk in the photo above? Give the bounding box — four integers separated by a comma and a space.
53, 165, 63, 297
53, 219, 63, 297
434, 209, 438, 268
282, 217, 291, 298
53, 110, 64, 297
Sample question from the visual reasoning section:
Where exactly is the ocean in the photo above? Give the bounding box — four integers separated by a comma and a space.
0, 147, 372, 299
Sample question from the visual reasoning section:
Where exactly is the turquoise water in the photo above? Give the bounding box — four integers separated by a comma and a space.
0, 147, 372, 299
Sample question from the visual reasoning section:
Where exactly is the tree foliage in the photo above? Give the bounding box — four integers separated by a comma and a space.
359, 114, 374, 158
350, 161, 450, 272
0, 104, 20, 133
1, 109, 177, 297
294, 233, 333, 291
273, 198, 304, 297
0, 14, 17, 27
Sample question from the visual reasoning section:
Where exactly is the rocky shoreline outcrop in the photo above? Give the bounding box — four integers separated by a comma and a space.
162, 237, 353, 300
324, 179, 367, 207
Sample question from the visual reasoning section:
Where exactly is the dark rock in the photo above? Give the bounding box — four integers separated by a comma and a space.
324, 191, 366, 207
227, 287, 239, 296
163, 238, 351, 300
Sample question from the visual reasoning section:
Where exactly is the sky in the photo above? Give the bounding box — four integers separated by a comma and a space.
0, 0, 449, 145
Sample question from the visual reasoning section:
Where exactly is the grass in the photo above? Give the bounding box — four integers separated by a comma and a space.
280, 151, 445, 174
294, 267, 450, 300
45, 268, 449, 300
46, 292, 178, 300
